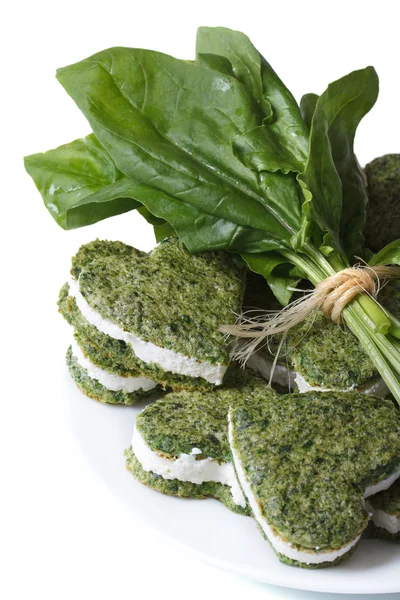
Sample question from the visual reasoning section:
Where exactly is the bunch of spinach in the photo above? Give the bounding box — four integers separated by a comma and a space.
24, 27, 400, 402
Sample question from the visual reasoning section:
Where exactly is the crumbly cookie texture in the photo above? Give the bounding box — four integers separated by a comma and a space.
127, 369, 272, 512
364, 154, 400, 252
58, 283, 215, 392
59, 237, 245, 389
135, 369, 272, 463
66, 345, 160, 406
229, 391, 400, 568
76, 237, 245, 365
71, 238, 144, 280
124, 448, 250, 516
287, 312, 377, 390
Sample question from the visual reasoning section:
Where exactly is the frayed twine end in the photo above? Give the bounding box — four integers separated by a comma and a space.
221, 264, 400, 365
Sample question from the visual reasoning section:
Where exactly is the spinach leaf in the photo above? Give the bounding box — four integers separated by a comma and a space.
60, 177, 141, 230
27, 41, 376, 272
369, 239, 400, 266
24, 28, 400, 403
196, 26, 269, 114
56, 47, 305, 251
106, 179, 281, 253
241, 251, 300, 305
196, 26, 309, 170
268, 271, 300, 306
300, 93, 318, 131
24, 129, 283, 251
24, 134, 139, 228
232, 123, 306, 174
196, 53, 235, 77
241, 251, 292, 280
24, 133, 180, 234
298, 67, 379, 259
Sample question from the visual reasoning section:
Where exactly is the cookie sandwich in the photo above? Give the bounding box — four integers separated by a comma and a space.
229, 390, 400, 567
60, 238, 245, 394
126, 370, 271, 514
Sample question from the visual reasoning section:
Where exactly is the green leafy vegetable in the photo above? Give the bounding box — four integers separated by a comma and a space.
55, 47, 306, 253
196, 26, 271, 115
241, 251, 301, 305
267, 271, 301, 307
298, 67, 378, 259
137, 207, 176, 242
196, 27, 308, 155
24, 134, 139, 228
196, 53, 235, 77
369, 239, 400, 266
196, 26, 309, 173
23, 27, 400, 403
300, 93, 318, 131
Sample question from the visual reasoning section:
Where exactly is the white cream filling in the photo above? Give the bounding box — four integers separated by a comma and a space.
294, 372, 389, 397
365, 502, 400, 534
364, 466, 400, 498
245, 353, 389, 398
246, 353, 295, 388
70, 339, 157, 393
68, 278, 226, 384
229, 412, 371, 565
364, 468, 400, 534
131, 424, 246, 507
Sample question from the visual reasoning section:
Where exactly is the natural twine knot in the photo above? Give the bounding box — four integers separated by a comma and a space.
316, 266, 380, 323
220, 264, 400, 364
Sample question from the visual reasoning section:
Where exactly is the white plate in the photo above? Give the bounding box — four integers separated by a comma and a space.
64, 367, 400, 595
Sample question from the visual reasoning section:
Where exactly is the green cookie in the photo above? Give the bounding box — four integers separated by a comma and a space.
66, 344, 161, 406
364, 154, 400, 252
126, 369, 271, 515
286, 312, 379, 392
61, 238, 245, 390
367, 478, 400, 543
229, 391, 400, 568
125, 448, 248, 515
246, 280, 400, 395
59, 283, 192, 386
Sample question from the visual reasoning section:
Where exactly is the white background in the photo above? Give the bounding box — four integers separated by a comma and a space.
2, 0, 400, 598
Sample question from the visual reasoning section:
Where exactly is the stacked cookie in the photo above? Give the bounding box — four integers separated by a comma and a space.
59, 238, 245, 404
125, 271, 400, 569
127, 379, 400, 567
228, 390, 400, 567
60, 237, 400, 568
243, 276, 400, 552
242, 277, 400, 557
126, 369, 264, 515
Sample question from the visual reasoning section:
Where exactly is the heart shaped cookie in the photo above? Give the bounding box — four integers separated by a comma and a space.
229, 391, 400, 568
61, 238, 245, 391
126, 369, 273, 514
